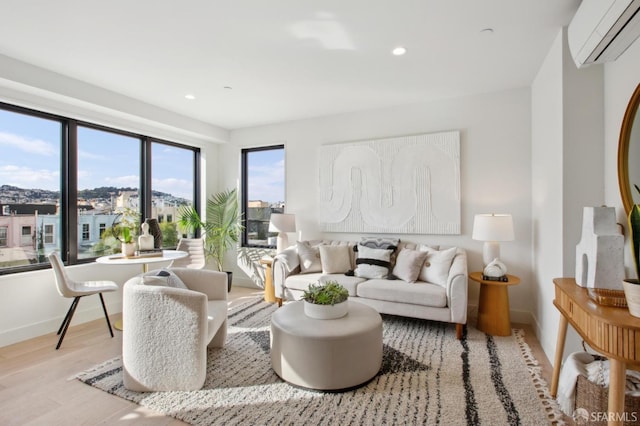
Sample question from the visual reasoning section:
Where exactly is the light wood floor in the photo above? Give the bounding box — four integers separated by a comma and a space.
0, 288, 563, 425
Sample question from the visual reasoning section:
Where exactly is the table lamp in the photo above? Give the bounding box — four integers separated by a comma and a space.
269, 213, 296, 253
472, 213, 514, 267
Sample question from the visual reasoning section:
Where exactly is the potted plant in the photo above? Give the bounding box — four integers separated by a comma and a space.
177, 188, 244, 291
302, 281, 349, 319
623, 185, 640, 317
120, 227, 136, 257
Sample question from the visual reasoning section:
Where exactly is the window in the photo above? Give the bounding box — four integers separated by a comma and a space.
0, 101, 200, 274
21, 226, 32, 246
77, 125, 140, 259
0, 106, 61, 269
150, 141, 195, 248
241, 145, 285, 247
81, 223, 90, 241
44, 224, 54, 244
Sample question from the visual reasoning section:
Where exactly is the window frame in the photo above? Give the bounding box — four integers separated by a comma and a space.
240, 144, 285, 248
0, 101, 201, 275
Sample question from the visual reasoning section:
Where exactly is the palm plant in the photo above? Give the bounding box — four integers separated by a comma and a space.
178, 188, 244, 272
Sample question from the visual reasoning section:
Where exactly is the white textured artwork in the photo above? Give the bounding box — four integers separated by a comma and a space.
319, 131, 460, 234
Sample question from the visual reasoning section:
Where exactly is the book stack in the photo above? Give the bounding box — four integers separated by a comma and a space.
134, 249, 163, 258
482, 274, 508, 282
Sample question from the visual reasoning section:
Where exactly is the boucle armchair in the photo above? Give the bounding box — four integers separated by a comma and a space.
122, 268, 228, 391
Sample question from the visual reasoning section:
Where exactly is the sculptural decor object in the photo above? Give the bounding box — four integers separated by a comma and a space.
145, 218, 163, 249
138, 222, 155, 251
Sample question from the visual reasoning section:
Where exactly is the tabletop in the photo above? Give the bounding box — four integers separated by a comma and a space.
95, 250, 188, 266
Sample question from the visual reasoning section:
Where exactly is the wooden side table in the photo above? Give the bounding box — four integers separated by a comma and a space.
259, 258, 276, 303
551, 278, 640, 426
469, 271, 520, 336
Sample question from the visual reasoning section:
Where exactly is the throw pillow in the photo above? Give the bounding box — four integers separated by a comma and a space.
392, 248, 429, 283
354, 244, 394, 279
142, 269, 188, 289
417, 245, 457, 287
319, 245, 352, 274
359, 236, 400, 250
297, 241, 323, 274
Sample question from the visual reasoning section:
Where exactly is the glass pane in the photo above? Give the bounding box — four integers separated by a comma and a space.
77, 126, 140, 259
245, 147, 285, 247
0, 109, 62, 269
151, 142, 194, 248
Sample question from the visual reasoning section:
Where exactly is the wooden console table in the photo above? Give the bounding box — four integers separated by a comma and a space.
551, 278, 640, 425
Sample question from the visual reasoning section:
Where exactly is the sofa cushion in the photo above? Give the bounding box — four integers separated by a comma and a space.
297, 241, 323, 274
392, 248, 429, 283
417, 246, 457, 287
285, 273, 366, 296
141, 269, 188, 289
319, 245, 352, 274
356, 279, 447, 308
354, 244, 394, 279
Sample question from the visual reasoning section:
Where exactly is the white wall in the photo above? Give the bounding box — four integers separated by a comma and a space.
227, 88, 534, 322
604, 35, 640, 266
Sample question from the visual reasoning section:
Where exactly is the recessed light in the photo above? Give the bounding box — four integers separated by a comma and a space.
392, 46, 407, 56
480, 28, 494, 34
223, 86, 233, 90
185, 94, 196, 100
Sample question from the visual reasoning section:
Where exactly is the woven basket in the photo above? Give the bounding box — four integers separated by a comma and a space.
575, 374, 640, 425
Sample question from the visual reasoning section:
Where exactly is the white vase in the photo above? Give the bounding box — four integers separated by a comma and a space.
303, 300, 348, 320
623, 279, 640, 318
122, 242, 136, 257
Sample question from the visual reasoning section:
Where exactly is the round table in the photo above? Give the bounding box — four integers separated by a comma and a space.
270, 301, 383, 391
95, 250, 188, 273
469, 271, 520, 336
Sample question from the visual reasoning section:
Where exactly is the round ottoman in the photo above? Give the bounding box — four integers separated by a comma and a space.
270, 300, 383, 391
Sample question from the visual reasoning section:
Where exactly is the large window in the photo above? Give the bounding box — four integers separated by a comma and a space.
0, 101, 199, 274
151, 141, 196, 247
241, 145, 285, 247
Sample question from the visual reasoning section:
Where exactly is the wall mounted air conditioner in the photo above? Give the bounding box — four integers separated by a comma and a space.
568, 0, 640, 68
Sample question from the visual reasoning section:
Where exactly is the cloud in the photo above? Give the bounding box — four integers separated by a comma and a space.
0, 165, 59, 190
105, 175, 139, 187
0, 131, 56, 156
152, 177, 192, 200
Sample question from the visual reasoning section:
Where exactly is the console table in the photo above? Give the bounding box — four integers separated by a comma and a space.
551, 278, 640, 426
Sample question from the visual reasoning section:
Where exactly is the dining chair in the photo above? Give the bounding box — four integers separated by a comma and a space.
169, 238, 206, 269
48, 251, 119, 350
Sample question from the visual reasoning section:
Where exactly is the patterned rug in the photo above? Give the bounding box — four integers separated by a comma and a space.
77, 298, 564, 425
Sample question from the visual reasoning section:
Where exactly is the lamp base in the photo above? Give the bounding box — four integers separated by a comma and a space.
276, 233, 290, 254
482, 241, 500, 267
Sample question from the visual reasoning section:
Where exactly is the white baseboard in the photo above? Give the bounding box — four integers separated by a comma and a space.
0, 301, 122, 348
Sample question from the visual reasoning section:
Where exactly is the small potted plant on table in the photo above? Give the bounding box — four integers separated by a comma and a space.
302, 281, 349, 320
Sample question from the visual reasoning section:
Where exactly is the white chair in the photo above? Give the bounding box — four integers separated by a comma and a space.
48, 252, 118, 350
169, 238, 206, 269
122, 268, 228, 391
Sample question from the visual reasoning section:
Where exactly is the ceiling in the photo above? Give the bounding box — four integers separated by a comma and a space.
0, 1, 580, 130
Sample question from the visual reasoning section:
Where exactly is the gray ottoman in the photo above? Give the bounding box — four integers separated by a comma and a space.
270, 300, 383, 391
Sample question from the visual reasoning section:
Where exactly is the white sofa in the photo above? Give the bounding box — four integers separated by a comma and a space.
273, 240, 468, 339
122, 268, 228, 391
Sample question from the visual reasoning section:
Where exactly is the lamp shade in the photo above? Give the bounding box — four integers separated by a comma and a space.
472, 214, 514, 242
269, 213, 296, 233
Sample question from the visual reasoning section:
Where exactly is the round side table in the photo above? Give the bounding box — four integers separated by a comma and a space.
469, 271, 520, 336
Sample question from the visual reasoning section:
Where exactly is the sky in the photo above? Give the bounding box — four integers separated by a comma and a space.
0, 108, 285, 203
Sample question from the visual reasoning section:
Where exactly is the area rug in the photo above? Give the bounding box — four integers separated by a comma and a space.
77, 298, 564, 425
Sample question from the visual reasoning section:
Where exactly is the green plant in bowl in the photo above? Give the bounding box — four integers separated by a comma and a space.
302, 281, 349, 306
121, 227, 134, 244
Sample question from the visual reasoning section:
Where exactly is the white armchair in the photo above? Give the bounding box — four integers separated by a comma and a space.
122, 268, 228, 391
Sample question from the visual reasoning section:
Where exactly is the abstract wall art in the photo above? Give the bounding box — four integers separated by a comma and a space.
318, 131, 460, 234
